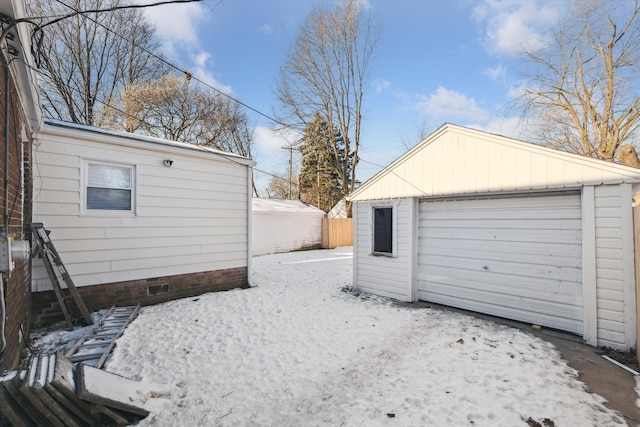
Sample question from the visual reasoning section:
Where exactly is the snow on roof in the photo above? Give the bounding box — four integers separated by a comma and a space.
42, 119, 254, 165
252, 198, 325, 214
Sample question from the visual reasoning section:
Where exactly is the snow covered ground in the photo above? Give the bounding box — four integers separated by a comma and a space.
33, 247, 628, 426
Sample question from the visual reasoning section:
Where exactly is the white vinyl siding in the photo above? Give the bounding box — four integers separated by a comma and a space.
594, 185, 631, 348
252, 214, 324, 256
353, 199, 413, 301
417, 193, 583, 334
32, 126, 250, 291
350, 125, 640, 203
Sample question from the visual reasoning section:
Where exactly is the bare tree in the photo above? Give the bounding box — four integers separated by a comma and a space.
275, 0, 380, 206
519, 0, 640, 161
109, 74, 254, 157
266, 169, 299, 200
26, 0, 168, 126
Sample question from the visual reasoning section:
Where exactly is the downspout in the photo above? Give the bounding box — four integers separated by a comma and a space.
0, 19, 10, 355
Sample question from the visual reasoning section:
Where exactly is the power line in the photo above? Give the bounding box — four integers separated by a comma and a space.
23, 0, 306, 190
43, 0, 303, 136
17, 56, 295, 189
42, 0, 205, 28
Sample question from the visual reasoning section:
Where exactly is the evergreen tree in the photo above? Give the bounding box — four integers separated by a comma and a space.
299, 113, 344, 212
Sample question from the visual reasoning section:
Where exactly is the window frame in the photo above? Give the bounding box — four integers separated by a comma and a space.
82, 160, 136, 215
371, 203, 397, 257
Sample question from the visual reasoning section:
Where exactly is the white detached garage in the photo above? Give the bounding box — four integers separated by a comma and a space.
252, 198, 325, 256
349, 124, 640, 351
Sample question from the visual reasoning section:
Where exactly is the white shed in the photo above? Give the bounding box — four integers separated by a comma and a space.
252, 198, 325, 256
349, 123, 640, 351
31, 119, 254, 325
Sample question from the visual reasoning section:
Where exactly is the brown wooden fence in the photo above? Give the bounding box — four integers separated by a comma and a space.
321, 218, 353, 249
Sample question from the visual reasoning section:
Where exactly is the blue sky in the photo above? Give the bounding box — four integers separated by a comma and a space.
143, 0, 571, 194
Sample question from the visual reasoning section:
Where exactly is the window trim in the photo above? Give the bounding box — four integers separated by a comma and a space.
82, 160, 136, 215
371, 201, 398, 257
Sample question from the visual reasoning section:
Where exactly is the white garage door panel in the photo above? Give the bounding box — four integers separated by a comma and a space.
421, 237, 582, 258
420, 245, 581, 270
422, 227, 581, 244
420, 264, 582, 304
420, 253, 581, 283
423, 290, 583, 334
418, 193, 583, 334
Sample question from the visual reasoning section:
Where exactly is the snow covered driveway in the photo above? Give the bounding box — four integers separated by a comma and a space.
106, 247, 625, 426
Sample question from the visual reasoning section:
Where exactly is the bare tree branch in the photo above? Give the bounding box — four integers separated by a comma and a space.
518, 0, 640, 161
275, 0, 380, 205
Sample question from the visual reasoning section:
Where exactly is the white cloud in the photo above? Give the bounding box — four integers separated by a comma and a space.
254, 127, 301, 158
467, 116, 538, 142
507, 80, 532, 99
483, 64, 507, 81
418, 87, 490, 123
258, 24, 276, 37
186, 51, 233, 95
141, 3, 234, 96
143, 2, 208, 46
372, 78, 391, 95
472, 0, 563, 56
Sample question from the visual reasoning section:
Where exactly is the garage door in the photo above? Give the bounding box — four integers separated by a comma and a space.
418, 193, 583, 334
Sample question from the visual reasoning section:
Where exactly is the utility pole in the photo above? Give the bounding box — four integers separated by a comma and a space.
281, 145, 297, 199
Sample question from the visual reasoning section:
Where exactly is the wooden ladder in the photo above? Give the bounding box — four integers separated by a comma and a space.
32, 223, 93, 329
66, 305, 141, 368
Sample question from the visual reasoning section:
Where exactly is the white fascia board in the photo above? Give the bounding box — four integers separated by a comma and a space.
39, 120, 256, 167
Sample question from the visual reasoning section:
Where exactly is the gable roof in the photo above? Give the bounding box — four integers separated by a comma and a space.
252, 198, 325, 215
349, 123, 640, 202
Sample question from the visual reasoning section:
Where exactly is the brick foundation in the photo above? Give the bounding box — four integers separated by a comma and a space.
31, 267, 248, 328
1, 259, 31, 371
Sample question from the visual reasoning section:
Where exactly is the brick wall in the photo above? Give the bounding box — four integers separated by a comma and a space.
31, 267, 248, 327
0, 62, 33, 372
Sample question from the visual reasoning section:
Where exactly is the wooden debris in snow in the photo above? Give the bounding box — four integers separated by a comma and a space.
0, 352, 161, 426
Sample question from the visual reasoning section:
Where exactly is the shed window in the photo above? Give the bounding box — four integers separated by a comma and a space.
373, 207, 393, 254
86, 162, 134, 211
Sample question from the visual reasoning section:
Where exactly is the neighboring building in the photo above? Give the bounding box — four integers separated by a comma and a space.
349, 124, 640, 351
252, 198, 325, 256
327, 198, 348, 218
31, 120, 255, 326
0, 0, 42, 372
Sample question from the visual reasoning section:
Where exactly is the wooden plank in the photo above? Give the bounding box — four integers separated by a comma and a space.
0, 374, 37, 427
3, 373, 51, 426
90, 403, 139, 426
44, 382, 97, 426
50, 352, 81, 403
76, 363, 150, 417
18, 356, 67, 427
30, 355, 84, 427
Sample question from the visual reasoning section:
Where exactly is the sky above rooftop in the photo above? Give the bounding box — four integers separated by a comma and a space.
143, 0, 571, 194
